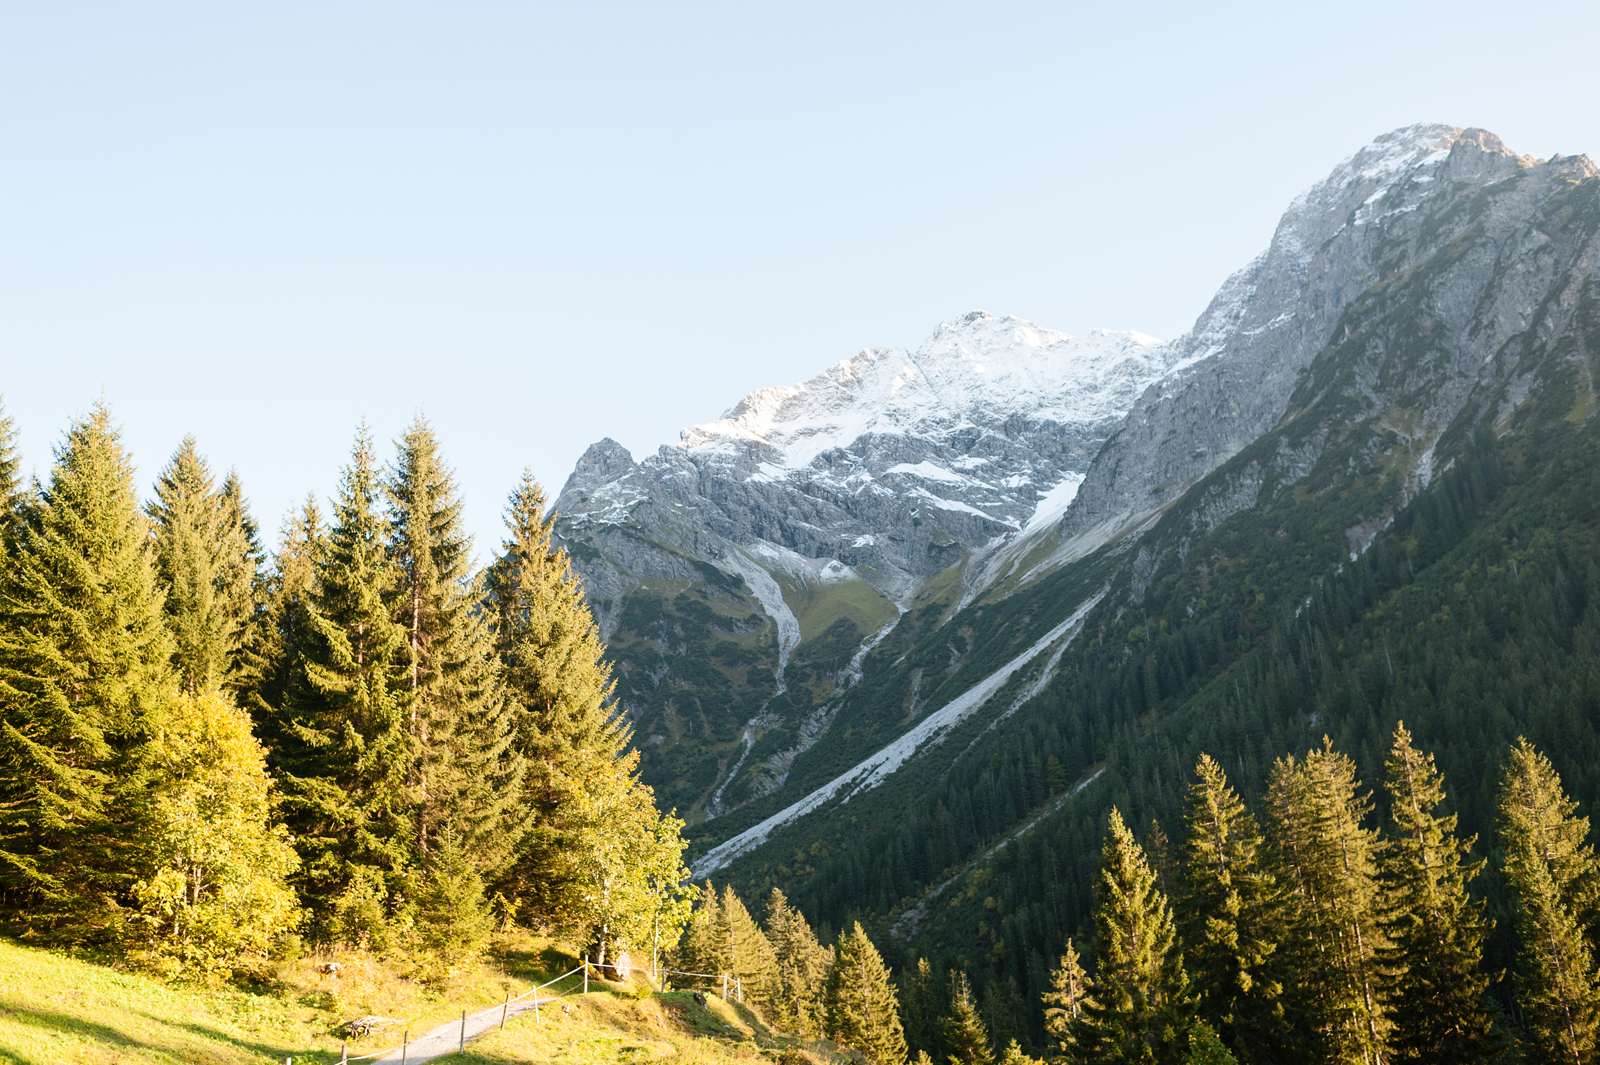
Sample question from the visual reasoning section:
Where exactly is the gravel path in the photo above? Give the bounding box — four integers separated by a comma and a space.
361, 993, 562, 1063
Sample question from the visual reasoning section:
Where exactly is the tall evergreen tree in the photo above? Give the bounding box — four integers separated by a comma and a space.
666, 879, 771, 999
767, 888, 833, 1035
384, 416, 525, 881
1147, 818, 1180, 903
827, 921, 908, 1065
1378, 723, 1497, 1065
1499, 737, 1600, 1065
1043, 939, 1091, 1063
902, 956, 942, 1059
486, 470, 626, 918
148, 437, 262, 694
1082, 807, 1192, 1065
0, 397, 23, 542
1264, 740, 1390, 1065
679, 880, 726, 984
1179, 753, 1289, 1063
236, 497, 325, 755
271, 425, 414, 929
719, 883, 776, 1004
943, 970, 995, 1065
1183, 1021, 1239, 1065
0, 402, 174, 937
216, 470, 263, 682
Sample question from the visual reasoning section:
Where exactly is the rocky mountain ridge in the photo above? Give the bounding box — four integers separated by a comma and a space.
553, 122, 1598, 829
555, 313, 1174, 632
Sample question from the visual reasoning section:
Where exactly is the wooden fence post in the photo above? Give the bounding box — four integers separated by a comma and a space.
401, 1028, 409, 1065
721, 973, 728, 1001
459, 1008, 466, 1054
501, 990, 509, 1031
584, 961, 589, 995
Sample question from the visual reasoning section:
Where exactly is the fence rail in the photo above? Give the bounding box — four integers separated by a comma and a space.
323, 959, 751, 1063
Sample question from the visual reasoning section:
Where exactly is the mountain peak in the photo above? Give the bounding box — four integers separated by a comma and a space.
676, 314, 1171, 469
560, 437, 637, 496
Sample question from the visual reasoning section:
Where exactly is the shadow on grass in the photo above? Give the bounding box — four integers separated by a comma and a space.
0, 1000, 312, 1063
142, 1013, 332, 1063
0, 1041, 46, 1065
2, 1000, 154, 1051
496, 941, 575, 984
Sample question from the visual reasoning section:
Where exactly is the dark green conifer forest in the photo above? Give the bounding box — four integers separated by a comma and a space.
8, 331, 1600, 1065
692, 259, 1600, 1061
0, 399, 692, 981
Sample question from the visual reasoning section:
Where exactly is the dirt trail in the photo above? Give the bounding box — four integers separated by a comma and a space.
364, 994, 560, 1063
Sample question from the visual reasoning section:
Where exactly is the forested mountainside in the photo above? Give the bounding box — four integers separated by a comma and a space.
551, 316, 1175, 821
553, 125, 1600, 1049
551, 123, 1497, 826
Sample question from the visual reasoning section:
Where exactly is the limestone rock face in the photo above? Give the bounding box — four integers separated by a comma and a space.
1058, 124, 1596, 545
552, 123, 1600, 826
554, 313, 1179, 636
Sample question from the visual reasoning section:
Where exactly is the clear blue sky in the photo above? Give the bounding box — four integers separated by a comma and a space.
3, 2, 1597, 558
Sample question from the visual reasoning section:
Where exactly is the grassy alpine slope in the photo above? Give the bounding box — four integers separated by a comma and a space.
0, 936, 841, 1065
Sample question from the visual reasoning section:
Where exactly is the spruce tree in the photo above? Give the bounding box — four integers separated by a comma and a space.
0, 402, 174, 937
995, 1040, 1041, 1065
148, 438, 262, 694
1183, 1021, 1239, 1065
679, 880, 726, 985
411, 829, 494, 965
1082, 807, 1192, 1065
0, 397, 23, 541
1147, 818, 1180, 902
270, 425, 414, 929
827, 921, 909, 1065
384, 415, 526, 884
668, 880, 771, 999
718, 883, 776, 1004
767, 888, 833, 1035
1179, 753, 1289, 1063
1264, 740, 1390, 1065
236, 497, 325, 755
1043, 939, 1091, 1063
943, 970, 995, 1065
1379, 723, 1497, 1065
486, 470, 626, 918
1498, 737, 1600, 1065
216, 470, 263, 682
902, 956, 943, 1059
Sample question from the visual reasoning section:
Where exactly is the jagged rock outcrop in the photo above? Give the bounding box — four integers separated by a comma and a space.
554, 312, 1177, 637
1057, 124, 1580, 547
553, 123, 1600, 827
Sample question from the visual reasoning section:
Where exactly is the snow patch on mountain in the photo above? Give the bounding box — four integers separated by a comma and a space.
679, 314, 1168, 473
1020, 474, 1086, 539
692, 589, 1104, 878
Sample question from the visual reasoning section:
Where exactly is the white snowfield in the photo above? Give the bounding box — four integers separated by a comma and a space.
678, 313, 1171, 472
691, 589, 1105, 878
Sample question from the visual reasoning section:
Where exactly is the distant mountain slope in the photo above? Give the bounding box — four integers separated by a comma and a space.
685, 128, 1600, 1051
553, 313, 1178, 817
553, 123, 1541, 830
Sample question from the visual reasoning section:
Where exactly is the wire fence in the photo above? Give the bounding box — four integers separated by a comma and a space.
318, 958, 753, 1063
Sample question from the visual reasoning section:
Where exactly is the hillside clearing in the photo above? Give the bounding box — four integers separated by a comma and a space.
0, 938, 842, 1065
